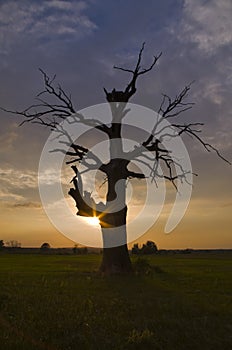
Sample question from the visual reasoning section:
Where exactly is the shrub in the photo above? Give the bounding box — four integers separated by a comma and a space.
133, 257, 153, 275
40, 242, 51, 250
132, 241, 158, 255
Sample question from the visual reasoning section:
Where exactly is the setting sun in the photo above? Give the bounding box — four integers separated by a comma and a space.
87, 217, 100, 226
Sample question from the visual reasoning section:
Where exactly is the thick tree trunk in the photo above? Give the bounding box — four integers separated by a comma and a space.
100, 244, 132, 274
69, 103, 134, 274
99, 207, 132, 274
69, 160, 133, 274
99, 163, 133, 274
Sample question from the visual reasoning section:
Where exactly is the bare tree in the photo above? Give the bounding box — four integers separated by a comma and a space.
2, 43, 230, 274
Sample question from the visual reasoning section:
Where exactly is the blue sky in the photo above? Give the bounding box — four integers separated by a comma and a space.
0, 0, 231, 248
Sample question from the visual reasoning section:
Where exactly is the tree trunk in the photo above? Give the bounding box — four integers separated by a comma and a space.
99, 208, 132, 274
69, 104, 134, 274
99, 163, 132, 274
100, 244, 132, 274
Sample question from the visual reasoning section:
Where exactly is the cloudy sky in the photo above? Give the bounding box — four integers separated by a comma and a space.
0, 0, 231, 248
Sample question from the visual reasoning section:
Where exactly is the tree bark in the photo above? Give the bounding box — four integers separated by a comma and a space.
99, 204, 132, 274
100, 244, 132, 274
99, 160, 132, 274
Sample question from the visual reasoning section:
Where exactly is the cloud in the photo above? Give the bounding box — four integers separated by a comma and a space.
0, 0, 97, 55
0, 165, 72, 210
221, 202, 232, 208
0, 123, 18, 152
0, 168, 37, 189
46, 0, 75, 10
0, 186, 41, 209
0, 165, 75, 215
0, 166, 71, 190
170, 0, 232, 55
0, 188, 25, 202
201, 81, 225, 105
6, 201, 42, 209
0, 173, 37, 208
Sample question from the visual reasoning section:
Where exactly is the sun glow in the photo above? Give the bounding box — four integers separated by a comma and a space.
87, 216, 100, 226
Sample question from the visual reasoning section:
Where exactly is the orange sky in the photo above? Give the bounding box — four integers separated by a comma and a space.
1, 175, 231, 249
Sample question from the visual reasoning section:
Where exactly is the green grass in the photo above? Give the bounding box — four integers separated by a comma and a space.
0, 253, 231, 349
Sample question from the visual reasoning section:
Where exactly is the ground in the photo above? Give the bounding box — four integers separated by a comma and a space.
0, 252, 231, 349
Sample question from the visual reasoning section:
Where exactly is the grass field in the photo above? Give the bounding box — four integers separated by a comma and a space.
0, 252, 231, 349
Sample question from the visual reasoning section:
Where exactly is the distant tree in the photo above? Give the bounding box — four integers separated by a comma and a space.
73, 243, 78, 254
6, 240, 21, 248
132, 243, 140, 255
132, 241, 158, 255
182, 248, 193, 254
0, 240, 4, 249
40, 242, 51, 250
72, 244, 88, 255
141, 241, 158, 255
82, 247, 88, 255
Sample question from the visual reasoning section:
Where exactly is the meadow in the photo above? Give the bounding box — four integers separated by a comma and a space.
0, 252, 231, 349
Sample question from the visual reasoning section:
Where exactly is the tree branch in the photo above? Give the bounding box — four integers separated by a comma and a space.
1, 69, 111, 137
104, 42, 162, 103
173, 123, 231, 164
127, 171, 146, 179
135, 82, 231, 185
68, 166, 105, 217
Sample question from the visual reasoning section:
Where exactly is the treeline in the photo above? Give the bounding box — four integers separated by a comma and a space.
0, 240, 21, 248
1, 240, 159, 255
2, 239, 230, 256
132, 241, 158, 255
0, 240, 89, 255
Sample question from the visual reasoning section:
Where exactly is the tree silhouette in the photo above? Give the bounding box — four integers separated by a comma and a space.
5, 240, 21, 248
0, 240, 4, 250
40, 242, 51, 250
2, 43, 230, 274
132, 241, 158, 255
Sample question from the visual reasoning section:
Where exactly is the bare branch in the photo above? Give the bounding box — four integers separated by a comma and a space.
38, 68, 75, 113
173, 123, 231, 165
158, 83, 195, 120
104, 43, 162, 103
68, 166, 105, 217
138, 81, 231, 179
127, 171, 146, 179
1, 69, 111, 138
113, 67, 134, 74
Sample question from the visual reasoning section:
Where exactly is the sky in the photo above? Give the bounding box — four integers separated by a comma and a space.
0, 0, 231, 249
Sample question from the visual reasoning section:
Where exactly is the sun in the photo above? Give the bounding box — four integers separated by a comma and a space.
87, 216, 100, 226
